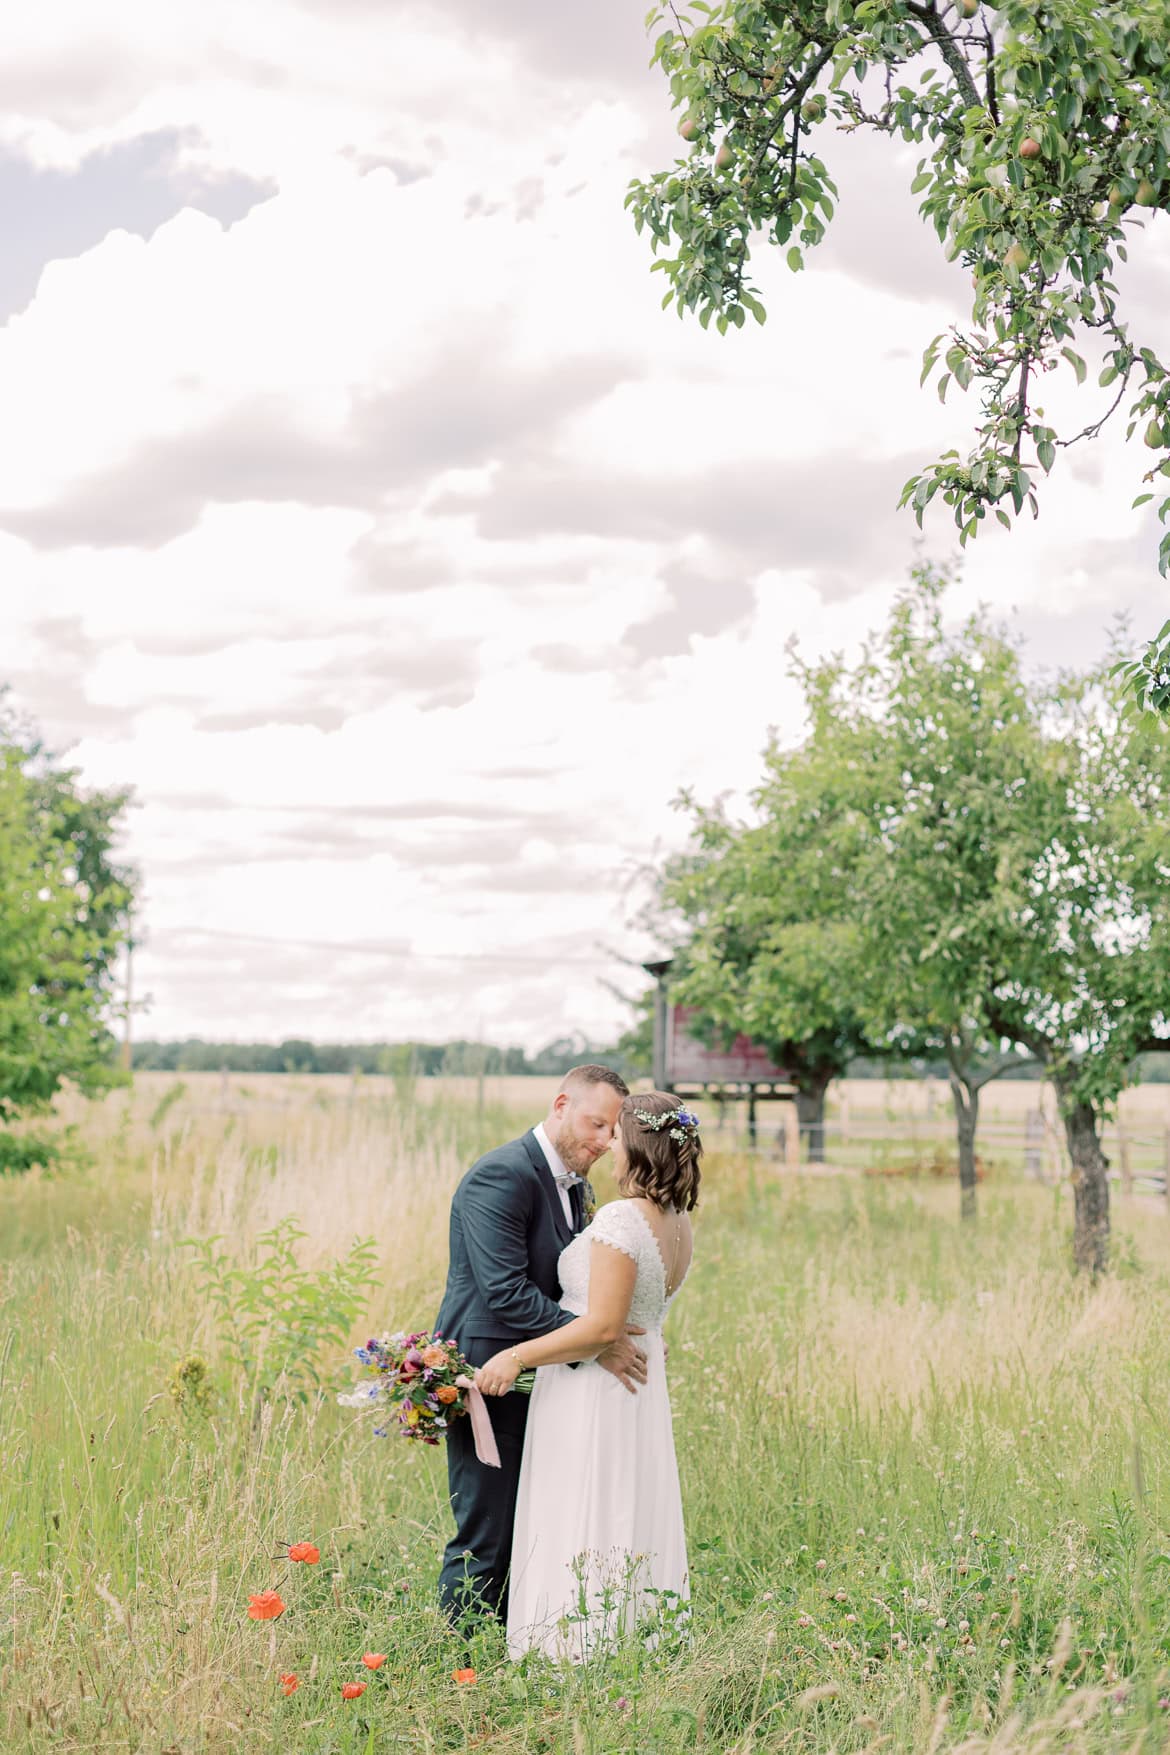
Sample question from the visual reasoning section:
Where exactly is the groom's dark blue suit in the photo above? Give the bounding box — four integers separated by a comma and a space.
435, 1129, 584, 1622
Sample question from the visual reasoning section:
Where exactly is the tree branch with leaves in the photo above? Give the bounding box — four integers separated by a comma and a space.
627, 0, 1170, 703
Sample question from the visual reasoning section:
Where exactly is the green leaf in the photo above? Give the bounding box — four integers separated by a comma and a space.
1061, 347, 1087, 385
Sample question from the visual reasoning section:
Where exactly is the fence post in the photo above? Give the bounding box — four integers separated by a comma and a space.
1043, 1086, 1064, 1183
1164, 1128, 1170, 1209
839, 1090, 850, 1146
785, 1098, 801, 1167
1024, 1108, 1043, 1179
1118, 1122, 1133, 1196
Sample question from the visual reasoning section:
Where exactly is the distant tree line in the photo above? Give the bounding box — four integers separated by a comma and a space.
131, 1031, 649, 1081
130, 1032, 1170, 1091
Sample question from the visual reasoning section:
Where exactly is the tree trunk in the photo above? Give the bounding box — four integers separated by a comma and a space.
947, 1071, 979, 1223
795, 1074, 831, 1164
1061, 1095, 1110, 1274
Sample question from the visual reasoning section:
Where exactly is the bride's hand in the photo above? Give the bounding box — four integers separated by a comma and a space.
475, 1351, 522, 1397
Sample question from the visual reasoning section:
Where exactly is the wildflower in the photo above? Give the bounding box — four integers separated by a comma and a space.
362, 1653, 387, 1670
288, 1542, 320, 1564
279, 1673, 298, 1696
247, 1591, 286, 1620
453, 1667, 477, 1684
815, 1559, 827, 1571
341, 1681, 367, 1699
615, 1696, 632, 1714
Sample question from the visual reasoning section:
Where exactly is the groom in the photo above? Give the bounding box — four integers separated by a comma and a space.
435, 1063, 647, 1624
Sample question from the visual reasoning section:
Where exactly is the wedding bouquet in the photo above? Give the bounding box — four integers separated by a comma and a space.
336, 1330, 534, 1452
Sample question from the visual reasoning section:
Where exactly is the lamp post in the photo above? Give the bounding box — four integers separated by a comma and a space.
641, 957, 674, 1091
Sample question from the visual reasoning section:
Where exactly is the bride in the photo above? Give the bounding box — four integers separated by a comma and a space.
474, 1090, 700, 1661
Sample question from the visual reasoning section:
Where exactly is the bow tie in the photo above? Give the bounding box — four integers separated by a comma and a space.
553, 1170, 584, 1190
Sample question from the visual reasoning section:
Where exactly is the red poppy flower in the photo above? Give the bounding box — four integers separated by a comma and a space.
279, 1673, 298, 1696
341, 1681, 367, 1700
247, 1591, 286, 1621
453, 1667, 477, 1684
362, 1652, 387, 1670
288, 1542, 320, 1564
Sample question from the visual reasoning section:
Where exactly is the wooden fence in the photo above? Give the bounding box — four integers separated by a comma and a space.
703, 1089, 1170, 1201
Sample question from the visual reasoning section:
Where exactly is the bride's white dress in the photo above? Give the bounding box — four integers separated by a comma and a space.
506, 1198, 690, 1661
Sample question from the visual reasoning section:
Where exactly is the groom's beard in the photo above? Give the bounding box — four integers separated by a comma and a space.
556, 1128, 608, 1178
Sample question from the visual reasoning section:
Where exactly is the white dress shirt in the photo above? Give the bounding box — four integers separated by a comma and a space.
533, 1122, 575, 1228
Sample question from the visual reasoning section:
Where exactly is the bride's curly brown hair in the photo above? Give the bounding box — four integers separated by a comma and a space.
617, 1091, 702, 1212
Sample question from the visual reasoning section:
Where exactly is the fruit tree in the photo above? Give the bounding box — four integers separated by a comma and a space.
627, 0, 1170, 708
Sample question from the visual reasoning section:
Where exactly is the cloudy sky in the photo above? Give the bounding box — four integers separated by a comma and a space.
0, 2, 1166, 1050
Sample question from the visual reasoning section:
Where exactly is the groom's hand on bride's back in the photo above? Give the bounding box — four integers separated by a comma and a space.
596, 1327, 648, 1394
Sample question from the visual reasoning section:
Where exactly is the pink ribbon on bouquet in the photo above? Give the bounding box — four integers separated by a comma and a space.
455, 1375, 501, 1468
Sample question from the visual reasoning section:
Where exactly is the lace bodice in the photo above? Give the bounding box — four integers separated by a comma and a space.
557, 1199, 687, 1333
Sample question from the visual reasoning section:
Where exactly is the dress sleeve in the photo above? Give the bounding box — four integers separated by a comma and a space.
587, 1201, 641, 1264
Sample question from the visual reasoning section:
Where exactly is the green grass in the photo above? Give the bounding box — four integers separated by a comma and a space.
5, 1077, 1170, 1751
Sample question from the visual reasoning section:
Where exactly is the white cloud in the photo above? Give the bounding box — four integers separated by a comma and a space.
0, 2, 1166, 1047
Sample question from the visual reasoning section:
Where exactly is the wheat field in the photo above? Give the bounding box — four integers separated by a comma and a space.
5, 1073, 1170, 1752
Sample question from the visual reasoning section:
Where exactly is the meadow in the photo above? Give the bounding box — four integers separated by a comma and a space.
6, 1073, 1170, 1752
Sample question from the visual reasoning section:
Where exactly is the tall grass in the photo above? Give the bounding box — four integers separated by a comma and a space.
4, 1075, 1170, 1751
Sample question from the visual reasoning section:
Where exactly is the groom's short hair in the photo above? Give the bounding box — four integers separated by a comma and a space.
559, 1064, 629, 1099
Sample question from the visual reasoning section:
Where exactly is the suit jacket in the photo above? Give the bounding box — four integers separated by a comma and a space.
434, 1130, 580, 1369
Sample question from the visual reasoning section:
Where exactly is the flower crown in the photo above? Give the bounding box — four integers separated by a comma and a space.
633, 1105, 700, 1146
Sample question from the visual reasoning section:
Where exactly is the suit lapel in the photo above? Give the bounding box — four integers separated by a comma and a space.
523, 1129, 574, 1247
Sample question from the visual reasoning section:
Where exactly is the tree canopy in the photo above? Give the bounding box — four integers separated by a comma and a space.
0, 704, 135, 1165
628, 0, 1170, 697
660, 765, 878, 1160
659, 569, 1170, 1266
